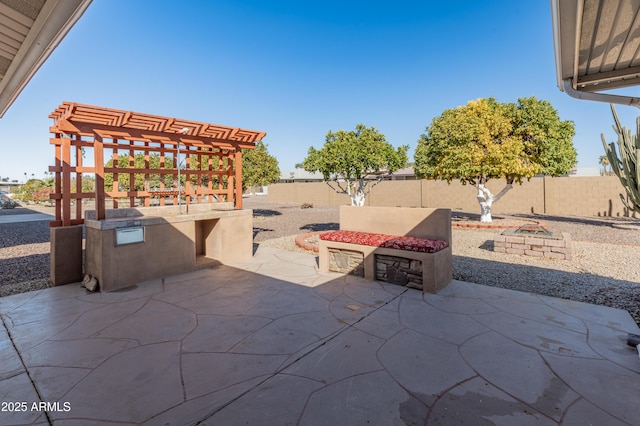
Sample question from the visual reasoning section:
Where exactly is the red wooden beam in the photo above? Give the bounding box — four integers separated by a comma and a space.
235, 149, 243, 209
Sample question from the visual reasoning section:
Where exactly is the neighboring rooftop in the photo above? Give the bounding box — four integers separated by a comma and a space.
281, 168, 325, 182
280, 166, 418, 182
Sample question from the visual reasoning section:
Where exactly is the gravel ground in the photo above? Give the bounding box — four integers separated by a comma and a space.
1, 198, 639, 326
0, 206, 52, 296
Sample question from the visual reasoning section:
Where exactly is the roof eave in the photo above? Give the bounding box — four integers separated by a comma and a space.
550, 0, 640, 107
551, 0, 565, 91
0, 0, 92, 118
551, 0, 640, 108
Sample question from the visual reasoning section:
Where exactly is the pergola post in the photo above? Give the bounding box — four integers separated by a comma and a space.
235, 149, 243, 209
61, 135, 71, 226
94, 135, 106, 220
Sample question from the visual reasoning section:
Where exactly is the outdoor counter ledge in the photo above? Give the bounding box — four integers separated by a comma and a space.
83, 207, 251, 231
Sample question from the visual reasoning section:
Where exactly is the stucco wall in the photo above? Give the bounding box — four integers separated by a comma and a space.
268, 176, 636, 217
84, 208, 253, 291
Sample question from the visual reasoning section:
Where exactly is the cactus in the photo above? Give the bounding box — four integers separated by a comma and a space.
601, 104, 640, 213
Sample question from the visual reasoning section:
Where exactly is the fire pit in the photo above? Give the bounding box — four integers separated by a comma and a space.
493, 224, 572, 260
501, 224, 563, 239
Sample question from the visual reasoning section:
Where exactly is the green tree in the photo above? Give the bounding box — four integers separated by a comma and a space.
68, 176, 96, 194
242, 141, 281, 193
81, 175, 96, 193
598, 155, 611, 176
104, 153, 175, 191
303, 124, 409, 206
414, 97, 576, 222
507, 97, 577, 176
12, 179, 52, 202
601, 104, 640, 213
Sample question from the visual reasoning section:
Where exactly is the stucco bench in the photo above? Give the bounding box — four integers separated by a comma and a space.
318, 206, 452, 293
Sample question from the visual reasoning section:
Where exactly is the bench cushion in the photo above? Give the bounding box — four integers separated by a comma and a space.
320, 230, 448, 253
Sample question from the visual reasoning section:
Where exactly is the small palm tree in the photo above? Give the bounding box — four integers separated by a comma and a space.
598, 155, 610, 175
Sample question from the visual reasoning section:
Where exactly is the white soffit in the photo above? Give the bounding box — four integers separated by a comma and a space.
0, 0, 91, 117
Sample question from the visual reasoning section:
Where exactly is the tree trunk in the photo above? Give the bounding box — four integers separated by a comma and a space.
351, 190, 366, 206
348, 179, 367, 206
477, 184, 494, 222
476, 183, 513, 222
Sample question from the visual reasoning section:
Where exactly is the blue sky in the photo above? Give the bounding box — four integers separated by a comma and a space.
1, 0, 638, 181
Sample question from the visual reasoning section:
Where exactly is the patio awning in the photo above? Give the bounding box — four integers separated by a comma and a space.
48, 102, 266, 224
0, 0, 92, 117
551, 0, 640, 107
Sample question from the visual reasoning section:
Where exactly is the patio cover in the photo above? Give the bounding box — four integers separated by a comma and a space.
49, 102, 266, 225
0, 0, 91, 117
552, 0, 640, 106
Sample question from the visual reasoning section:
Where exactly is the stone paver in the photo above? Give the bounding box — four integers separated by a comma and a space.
0, 246, 638, 425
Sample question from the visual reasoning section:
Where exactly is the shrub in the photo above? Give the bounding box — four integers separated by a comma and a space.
301, 202, 313, 209
32, 188, 53, 203
0, 196, 19, 209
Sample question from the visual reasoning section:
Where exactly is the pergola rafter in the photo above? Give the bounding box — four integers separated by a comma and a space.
48, 102, 266, 227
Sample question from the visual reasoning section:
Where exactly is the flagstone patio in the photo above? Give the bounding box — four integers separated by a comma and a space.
1, 246, 639, 425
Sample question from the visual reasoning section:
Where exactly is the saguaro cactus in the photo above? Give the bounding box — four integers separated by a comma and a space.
601, 104, 640, 213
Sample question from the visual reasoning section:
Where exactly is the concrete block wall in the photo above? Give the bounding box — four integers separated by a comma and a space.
544, 176, 632, 217
421, 179, 545, 215
368, 180, 422, 207
268, 182, 350, 206
268, 176, 636, 218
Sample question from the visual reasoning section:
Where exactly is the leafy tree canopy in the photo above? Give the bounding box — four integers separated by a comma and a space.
242, 141, 281, 190
414, 97, 576, 185
414, 97, 576, 222
506, 97, 577, 176
11, 179, 52, 202
303, 124, 408, 205
104, 153, 171, 191
103, 151, 223, 192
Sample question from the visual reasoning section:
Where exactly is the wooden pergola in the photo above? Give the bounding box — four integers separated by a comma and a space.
49, 102, 266, 227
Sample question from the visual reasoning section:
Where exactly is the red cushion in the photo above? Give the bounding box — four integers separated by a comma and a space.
320, 230, 448, 253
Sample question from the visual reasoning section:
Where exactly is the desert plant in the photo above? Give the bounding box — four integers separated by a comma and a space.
601, 104, 640, 213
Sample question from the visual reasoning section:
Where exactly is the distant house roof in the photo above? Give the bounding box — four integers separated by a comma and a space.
389, 166, 415, 177
0, 0, 92, 117
281, 166, 416, 181
281, 168, 324, 181
551, 0, 640, 106
568, 167, 600, 177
